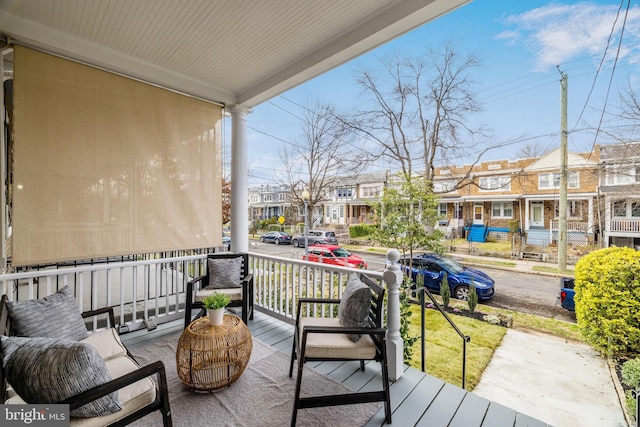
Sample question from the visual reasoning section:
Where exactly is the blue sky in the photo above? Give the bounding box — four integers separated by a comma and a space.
230, 1, 640, 184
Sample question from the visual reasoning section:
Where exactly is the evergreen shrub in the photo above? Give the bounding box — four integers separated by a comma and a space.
574, 246, 640, 357
467, 280, 478, 314
439, 272, 450, 309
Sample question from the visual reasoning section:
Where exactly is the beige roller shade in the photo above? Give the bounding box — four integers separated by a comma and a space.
12, 46, 222, 266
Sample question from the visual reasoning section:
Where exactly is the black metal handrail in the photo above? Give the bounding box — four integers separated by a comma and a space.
414, 286, 471, 389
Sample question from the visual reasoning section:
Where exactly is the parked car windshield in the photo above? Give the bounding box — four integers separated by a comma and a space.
332, 248, 351, 257
437, 256, 464, 274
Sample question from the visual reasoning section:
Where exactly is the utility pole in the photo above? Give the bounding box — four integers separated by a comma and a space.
558, 68, 568, 271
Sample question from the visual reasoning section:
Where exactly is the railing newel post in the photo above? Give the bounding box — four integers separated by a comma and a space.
383, 249, 404, 381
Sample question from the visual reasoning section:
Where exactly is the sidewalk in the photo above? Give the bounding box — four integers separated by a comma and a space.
473, 329, 628, 427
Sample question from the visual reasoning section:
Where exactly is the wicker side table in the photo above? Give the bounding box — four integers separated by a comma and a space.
176, 314, 252, 391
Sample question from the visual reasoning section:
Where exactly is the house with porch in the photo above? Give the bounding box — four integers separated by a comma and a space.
599, 142, 640, 250
323, 171, 388, 226
248, 184, 291, 223
434, 148, 599, 250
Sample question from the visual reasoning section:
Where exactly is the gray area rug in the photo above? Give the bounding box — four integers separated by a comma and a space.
129, 331, 380, 426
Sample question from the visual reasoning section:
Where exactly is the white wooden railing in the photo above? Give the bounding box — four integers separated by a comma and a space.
609, 218, 640, 233
0, 252, 383, 332
549, 220, 589, 232
249, 252, 384, 322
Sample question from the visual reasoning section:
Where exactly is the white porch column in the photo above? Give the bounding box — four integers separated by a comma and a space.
588, 198, 594, 236
383, 249, 404, 381
229, 105, 252, 254
524, 198, 530, 230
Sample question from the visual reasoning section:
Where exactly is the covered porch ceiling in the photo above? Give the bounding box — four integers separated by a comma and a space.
0, 0, 470, 107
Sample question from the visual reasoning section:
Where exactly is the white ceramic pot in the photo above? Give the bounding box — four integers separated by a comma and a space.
208, 308, 225, 326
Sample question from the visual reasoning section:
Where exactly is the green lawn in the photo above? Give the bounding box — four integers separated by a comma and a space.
405, 305, 506, 390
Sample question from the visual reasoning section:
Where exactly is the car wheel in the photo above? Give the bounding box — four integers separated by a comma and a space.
454, 285, 470, 301
275, 238, 280, 245
260, 237, 265, 242
293, 240, 300, 248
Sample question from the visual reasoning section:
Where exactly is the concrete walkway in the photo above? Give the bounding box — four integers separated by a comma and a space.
473, 329, 628, 427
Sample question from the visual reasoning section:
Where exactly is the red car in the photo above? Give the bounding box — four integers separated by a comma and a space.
302, 244, 368, 269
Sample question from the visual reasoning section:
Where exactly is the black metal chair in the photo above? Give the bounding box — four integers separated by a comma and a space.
0, 294, 173, 427
288, 273, 391, 426
184, 252, 254, 328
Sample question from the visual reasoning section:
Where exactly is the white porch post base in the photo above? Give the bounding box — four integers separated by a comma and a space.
383, 249, 404, 381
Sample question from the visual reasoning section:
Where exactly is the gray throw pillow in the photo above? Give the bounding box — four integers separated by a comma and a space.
0, 336, 123, 417
6, 286, 89, 341
205, 257, 243, 289
338, 274, 373, 342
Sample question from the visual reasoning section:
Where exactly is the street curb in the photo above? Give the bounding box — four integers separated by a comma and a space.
445, 252, 572, 279
608, 356, 634, 427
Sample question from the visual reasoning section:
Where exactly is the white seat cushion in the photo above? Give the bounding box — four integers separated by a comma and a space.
80, 328, 127, 361
299, 317, 376, 360
195, 287, 243, 302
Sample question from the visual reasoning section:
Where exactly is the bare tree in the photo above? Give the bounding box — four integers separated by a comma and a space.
516, 142, 552, 159
342, 42, 509, 189
278, 101, 371, 217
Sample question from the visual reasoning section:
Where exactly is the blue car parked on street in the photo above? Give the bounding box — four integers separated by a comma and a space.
558, 277, 575, 311
400, 253, 495, 301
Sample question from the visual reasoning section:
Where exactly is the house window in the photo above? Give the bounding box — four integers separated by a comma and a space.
438, 203, 447, 216
278, 193, 288, 201
539, 172, 579, 189
250, 195, 259, 203
632, 202, 640, 217
613, 200, 626, 217
606, 165, 640, 185
554, 200, 584, 218
491, 202, 513, 218
479, 176, 511, 191
360, 184, 382, 198
568, 200, 582, 218
263, 194, 272, 202
337, 188, 353, 199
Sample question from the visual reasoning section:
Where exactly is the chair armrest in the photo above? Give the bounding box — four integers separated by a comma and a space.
187, 274, 207, 290
295, 298, 341, 324
61, 360, 168, 410
82, 307, 116, 330
241, 274, 253, 294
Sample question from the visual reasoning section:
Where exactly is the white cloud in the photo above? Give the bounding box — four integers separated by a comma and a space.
498, 2, 640, 72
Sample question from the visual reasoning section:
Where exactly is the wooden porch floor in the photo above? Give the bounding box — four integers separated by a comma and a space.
123, 309, 550, 427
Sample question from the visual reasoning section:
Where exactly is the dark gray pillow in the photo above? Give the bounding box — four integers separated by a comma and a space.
338, 274, 373, 342
0, 336, 123, 417
6, 286, 89, 341
205, 257, 243, 289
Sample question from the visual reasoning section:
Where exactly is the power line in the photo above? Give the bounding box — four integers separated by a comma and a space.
587, 0, 630, 162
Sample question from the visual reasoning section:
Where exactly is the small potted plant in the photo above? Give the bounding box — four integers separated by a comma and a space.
203, 292, 231, 326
